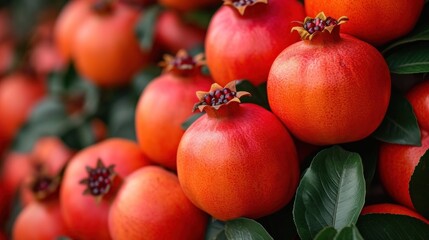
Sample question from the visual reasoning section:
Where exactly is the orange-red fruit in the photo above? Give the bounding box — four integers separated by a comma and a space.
135, 57, 212, 170
305, 0, 424, 46
13, 200, 70, 240
73, 2, 149, 87
177, 102, 300, 221
158, 0, 219, 11
1, 153, 33, 199
54, 0, 92, 60
0, 74, 45, 141
60, 138, 151, 240
406, 80, 429, 131
267, 20, 390, 145
109, 166, 208, 240
205, 0, 305, 86
361, 203, 429, 224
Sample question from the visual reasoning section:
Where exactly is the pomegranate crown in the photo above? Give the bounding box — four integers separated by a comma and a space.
291, 12, 348, 40
159, 50, 205, 76
223, 0, 268, 15
29, 165, 63, 201
193, 81, 251, 112
79, 159, 116, 203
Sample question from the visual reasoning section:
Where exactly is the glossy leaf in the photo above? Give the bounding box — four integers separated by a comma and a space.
335, 225, 363, 240
135, 5, 163, 50
236, 80, 270, 110
357, 214, 429, 239
293, 146, 366, 240
108, 95, 138, 141
224, 218, 273, 240
385, 42, 429, 74
205, 219, 226, 240
410, 149, 429, 219
181, 113, 204, 131
314, 227, 337, 240
372, 92, 421, 146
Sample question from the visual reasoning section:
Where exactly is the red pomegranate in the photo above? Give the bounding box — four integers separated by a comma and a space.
361, 203, 429, 224
109, 166, 208, 239
60, 138, 151, 240
135, 50, 212, 170
406, 80, 429, 132
177, 81, 300, 221
205, 0, 305, 86
267, 12, 391, 145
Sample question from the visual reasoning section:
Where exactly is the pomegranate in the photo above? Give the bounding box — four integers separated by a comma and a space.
406, 80, 429, 132
109, 166, 208, 240
205, 0, 305, 86
177, 81, 300, 221
267, 12, 391, 145
135, 50, 212, 170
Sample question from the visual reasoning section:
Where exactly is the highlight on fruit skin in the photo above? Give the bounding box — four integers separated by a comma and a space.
291, 12, 348, 40
223, 0, 268, 15
193, 81, 250, 112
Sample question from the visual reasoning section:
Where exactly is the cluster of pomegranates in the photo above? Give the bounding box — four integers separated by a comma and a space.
0, 0, 428, 239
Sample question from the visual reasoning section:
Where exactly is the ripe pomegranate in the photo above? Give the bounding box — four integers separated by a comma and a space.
158, 0, 220, 11
305, 0, 425, 46
155, 11, 206, 53
135, 50, 212, 170
13, 200, 70, 240
267, 13, 391, 145
205, 0, 305, 86
60, 138, 151, 240
177, 81, 300, 221
54, 0, 93, 60
72, 1, 150, 87
109, 166, 208, 240
379, 81, 429, 209
1, 153, 33, 199
361, 203, 429, 224
0, 74, 46, 141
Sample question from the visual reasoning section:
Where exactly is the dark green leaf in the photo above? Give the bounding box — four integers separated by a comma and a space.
293, 146, 366, 240
135, 5, 163, 50
385, 42, 429, 74
236, 80, 270, 110
314, 227, 337, 240
357, 214, 429, 240
335, 225, 363, 240
205, 219, 226, 240
108, 95, 137, 141
225, 218, 273, 240
132, 66, 162, 96
410, 149, 429, 219
372, 92, 421, 145
182, 8, 217, 29
181, 113, 204, 131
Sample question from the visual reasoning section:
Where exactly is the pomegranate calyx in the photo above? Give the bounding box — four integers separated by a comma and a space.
29, 167, 62, 201
193, 81, 251, 112
223, 0, 268, 16
79, 159, 116, 202
159, 49, 205, 76
92, 0, 114, 14
291, 12, 348, 40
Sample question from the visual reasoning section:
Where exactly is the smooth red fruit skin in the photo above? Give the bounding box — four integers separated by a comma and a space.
73, 3, 149, 87
267, 34, 390, 145
406, 80, 429, 132
155, 11, 206, 53
361, 203, 429, 224
379, 131, 429, 209
13, 200, 70, 240
1, 153, 33, 199
205, 0, 305, 86
60, 138, 151, 240
158, 0, 219, 11
0, 74, 45, 141
54, 0, 92, 61
32, 136, 75, 175
109, 166, 208, 240
305, 0, 424, 46
135, 73, 212, 170
177, 103, 300, 221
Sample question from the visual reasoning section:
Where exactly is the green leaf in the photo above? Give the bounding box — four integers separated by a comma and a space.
236, 80, 270, 110
335, 225, 363, 240
224, 218, 273, 240
108, 95, 137, 141
410, 149, 429, 219
314, 227, 337, 240
132, 65, 162, 96
372, 92, 421, 145
357, 214, 429, 240
181, 113, 204, 131
135, 5, 163, 51
385, 42, 429, 74
205, 219, 226, 240
293, 146, 366, 240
